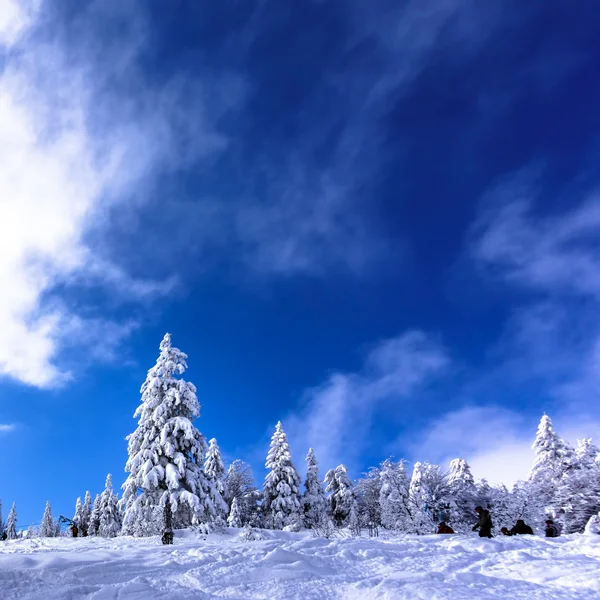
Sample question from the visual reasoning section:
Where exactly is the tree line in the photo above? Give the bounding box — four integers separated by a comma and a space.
2, 335, 599, 539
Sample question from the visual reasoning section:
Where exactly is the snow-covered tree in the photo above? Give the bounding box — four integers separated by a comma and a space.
122, 333, 214, 535
73, 497, 83, 529
408, 462, 449, 534
379, 459, 412, 531
262, 422, 302, 529
352, 467, 379, 532
5, 503, 17, 540
227, 496, 243, 528
99, 474, 122, 538
529, 415, 574, 485
204, 438, 228, 521
555, 439, 600, 533
302, 448, 327, 528
80, 491, 92, 536
446, 459, 477, 532
40, 501, 54, 537
88, 494, 102, 536
224, 460, 260, 527
325, 464, 354, 527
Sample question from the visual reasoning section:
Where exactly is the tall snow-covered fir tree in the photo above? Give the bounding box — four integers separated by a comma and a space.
446, 459, 477, 532
355, 466, 382, 532
40, 501, 54, 537
80, 491, 92, 536
262, 421, 302, 529
122, 333, 215, 535
6, 503, 17, 540
99, 474, 123, 538
204, 438, 228, 521
88, 494, 102, 536
73, 497, 83, 529
325, 464, 354, 527
302, 448, 327, 528
529, 415, 574, 484
379, 459, 411, 530
408, 462, 449, 534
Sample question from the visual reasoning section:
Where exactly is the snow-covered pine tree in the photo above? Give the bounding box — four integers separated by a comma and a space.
122, 333, 214, 535
204, 438, 228, 522
73, 497, 83, 529
325, 464, 354, 527
80, 491, 92, 536
530, 415, 574, 484
446, 459, 477, 532
224, 460, 260, 527
227, 496, 243, 528
99, 474, 123, 538
6, 503, 17, 540
88, 494, 102, 536
262, 421, 302, 529
302, 448, 327, 528
40, 501, 54, 537
379, 459, 412, 531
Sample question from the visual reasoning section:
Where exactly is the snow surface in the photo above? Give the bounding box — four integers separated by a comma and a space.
0, 529, 599, 599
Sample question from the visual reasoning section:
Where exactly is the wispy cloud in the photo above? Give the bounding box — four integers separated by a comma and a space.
286, 331, 449, 473
0, 1, 232, 387
0, 423, 16, 434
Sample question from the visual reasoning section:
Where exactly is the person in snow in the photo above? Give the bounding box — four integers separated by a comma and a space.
70, 523, 78, 538
506, 519, 534, 536
472, 506, 493, 538
545, 519, 560, 538
437, 521, 455, 534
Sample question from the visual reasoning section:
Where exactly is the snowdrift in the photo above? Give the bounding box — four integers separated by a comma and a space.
0, 528, 599, 599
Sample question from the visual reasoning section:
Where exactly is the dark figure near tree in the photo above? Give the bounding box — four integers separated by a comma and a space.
69, 524, 79, 538
501, 520, 533, 536
545, 519, 560, 538
472, 506, 493, 538
437, 521, 455, 534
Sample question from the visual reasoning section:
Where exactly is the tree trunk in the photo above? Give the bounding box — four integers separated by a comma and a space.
162, 498, 174, 545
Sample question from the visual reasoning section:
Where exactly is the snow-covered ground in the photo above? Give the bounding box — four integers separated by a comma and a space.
0, 529, 599, 599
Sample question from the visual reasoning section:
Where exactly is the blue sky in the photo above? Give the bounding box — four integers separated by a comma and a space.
2, 0, 600, 527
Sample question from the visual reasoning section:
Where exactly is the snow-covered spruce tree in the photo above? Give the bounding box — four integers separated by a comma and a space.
529, 415, 575, 492
73, 497, 83, 529
6, 503, 17, 540
325, 464, 355, 527
40, 501, 55, 537
446, 459, 477, 533
80, 491, 92, 536
204, 438, 228, 522
262, 421, 302, 529
227, 496, 243, 528
88, 494, 102, 536
122, 333, 214, 535
224, 460, 260, 527
302, 448, 327, 528
99, 474, 123, 538
379, 459, 412, 531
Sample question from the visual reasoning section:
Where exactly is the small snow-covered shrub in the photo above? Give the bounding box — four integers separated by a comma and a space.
239, 525, 264, 541
585, 513, 600, 535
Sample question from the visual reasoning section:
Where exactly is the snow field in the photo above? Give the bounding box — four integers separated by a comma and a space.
0, 529, 599, 600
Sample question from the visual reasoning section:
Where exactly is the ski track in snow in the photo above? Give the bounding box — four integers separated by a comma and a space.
0, 529, 599, 600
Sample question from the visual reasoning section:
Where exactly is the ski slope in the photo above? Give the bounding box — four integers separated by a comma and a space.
0, 529, 599, 599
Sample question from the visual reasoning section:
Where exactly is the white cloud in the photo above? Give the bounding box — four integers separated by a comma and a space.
0, 2, 229, 387
0, 423, 16, 433
286, 331, 449, 473
471, 173, 600, 298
